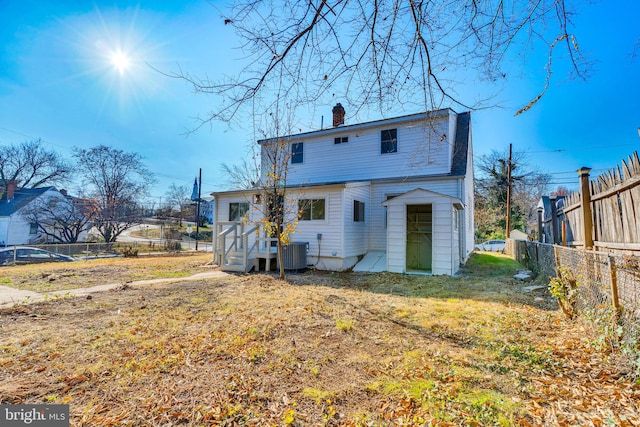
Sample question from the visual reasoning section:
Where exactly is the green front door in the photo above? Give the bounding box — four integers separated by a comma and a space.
406, 204, 432, 271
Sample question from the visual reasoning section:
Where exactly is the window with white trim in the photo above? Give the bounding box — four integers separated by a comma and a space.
334, 136, 348, 144
291, 142, 303, 164
229, 202, 249, 221
299, 198, 325, 220
381, 128, 397, 154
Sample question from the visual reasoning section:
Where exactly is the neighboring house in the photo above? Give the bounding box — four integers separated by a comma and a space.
212, 105, 474, 275
0, 181, 87, 246
201, 197, 215, 224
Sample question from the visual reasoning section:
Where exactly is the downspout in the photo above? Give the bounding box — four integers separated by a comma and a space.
458, 177, 466, 263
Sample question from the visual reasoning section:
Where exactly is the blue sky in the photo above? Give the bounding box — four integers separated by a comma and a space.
1, 1, 639, 203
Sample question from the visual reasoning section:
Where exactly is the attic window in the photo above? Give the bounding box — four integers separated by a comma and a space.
334, 136, 348, 144
29, 223, 38, 235
381, 129, 397, 153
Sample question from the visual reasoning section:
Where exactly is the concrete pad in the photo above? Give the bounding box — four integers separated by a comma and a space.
0, 285, 41, 307
353, 251, 387, 273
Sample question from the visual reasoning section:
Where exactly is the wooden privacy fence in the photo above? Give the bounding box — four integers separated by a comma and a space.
542, 151, 640, 254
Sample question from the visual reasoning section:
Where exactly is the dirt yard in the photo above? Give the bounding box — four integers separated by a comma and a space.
0, 253, 638, 426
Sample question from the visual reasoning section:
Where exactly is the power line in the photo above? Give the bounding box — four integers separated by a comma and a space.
517, 143, 639, 154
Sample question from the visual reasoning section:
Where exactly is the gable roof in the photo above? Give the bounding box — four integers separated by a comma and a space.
257, 108, 453, 144
0, 187, 56, 217
382, 188, 464, 208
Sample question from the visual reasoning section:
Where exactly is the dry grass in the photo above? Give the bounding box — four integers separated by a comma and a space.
0, 253, 638, 426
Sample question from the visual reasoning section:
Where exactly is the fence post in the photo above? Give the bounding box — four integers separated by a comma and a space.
577, 167, 594, 249
550, 194, 559, 244
553, 245, 561, 276
607, 255, 621, 312
536, 207, 543, 243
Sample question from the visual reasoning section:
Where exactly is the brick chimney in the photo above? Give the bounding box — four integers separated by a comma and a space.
332, 103, 345, 127
60, 189, 68, 196
6, 180, 17, 200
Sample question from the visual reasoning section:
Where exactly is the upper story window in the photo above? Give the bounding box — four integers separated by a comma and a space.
334, 136, 348, 144
229, 202, 249, 221
354, 200, 365, 222
29, 223, 38, 235
381, 129, 397, 154
299, 198, 325, 220
291, 142, 304, 164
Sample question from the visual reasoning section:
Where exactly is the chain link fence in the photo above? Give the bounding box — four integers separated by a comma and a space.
510, 240, 640, 375
2, 240, 213, 260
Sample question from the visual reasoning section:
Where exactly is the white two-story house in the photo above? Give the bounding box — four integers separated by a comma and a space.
212, 104, 474, 275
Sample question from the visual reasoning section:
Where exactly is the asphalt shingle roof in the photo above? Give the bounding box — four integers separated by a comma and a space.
450, 111, 470, 177
0, 187, 54, 217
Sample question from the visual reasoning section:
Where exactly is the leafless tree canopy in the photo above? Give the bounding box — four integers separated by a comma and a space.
73, 145, 155, 242
177, 0, 587, 124
0, 139, 70, 197
164, 183, 193, 225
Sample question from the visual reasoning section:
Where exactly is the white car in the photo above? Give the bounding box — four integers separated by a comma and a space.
475, 240, 506, 252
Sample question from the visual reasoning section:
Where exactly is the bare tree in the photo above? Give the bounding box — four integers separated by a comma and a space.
165, 183, 191, 226
220, 101, 303, 279
257, 136, 301, 280
475, 149, 550, 240
21, 195, 97, 243
0, 139, 71, 198
173, 0, 588, 126
73, 146, 155, 243
221, 157, 262, 190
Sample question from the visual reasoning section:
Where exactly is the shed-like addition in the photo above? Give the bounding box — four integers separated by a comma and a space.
383, 188, 464, 275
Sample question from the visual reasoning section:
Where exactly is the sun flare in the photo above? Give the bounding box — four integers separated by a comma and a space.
111, 50, 130, 75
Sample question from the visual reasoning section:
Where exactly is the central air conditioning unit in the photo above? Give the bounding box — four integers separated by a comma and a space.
278, 242, 308, 270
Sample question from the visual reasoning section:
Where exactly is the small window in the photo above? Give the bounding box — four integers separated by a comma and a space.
291, 142, 304, 164
334, 136, 348, 144
229, 202, 249, 221
29, 223, 38, 235
381, 129, 397, 154
299, 198, 325, 220
354, 200, 365, 222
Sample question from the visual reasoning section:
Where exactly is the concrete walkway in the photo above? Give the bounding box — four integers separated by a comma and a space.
0, 270, 228, 309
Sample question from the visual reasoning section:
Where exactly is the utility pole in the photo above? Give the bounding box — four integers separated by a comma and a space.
505, 143, 512, 239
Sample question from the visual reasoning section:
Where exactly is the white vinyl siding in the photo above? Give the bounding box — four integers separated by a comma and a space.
282, 112, 454, 186
215, 193, 259, 225
287, 186, 344, 261
343, 183, 370, 258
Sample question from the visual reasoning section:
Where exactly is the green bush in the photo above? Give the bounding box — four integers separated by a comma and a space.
548, 267, 578, 319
